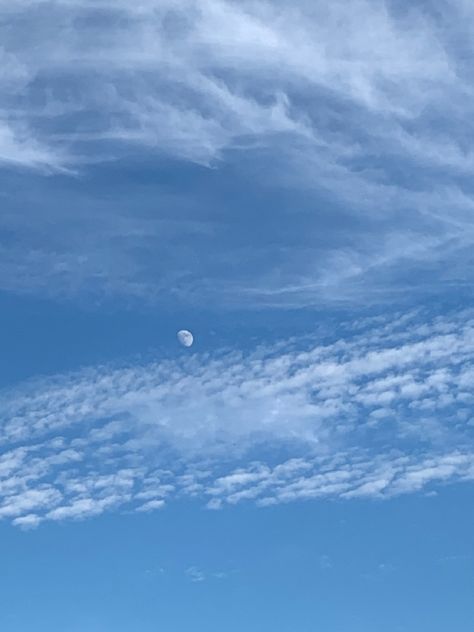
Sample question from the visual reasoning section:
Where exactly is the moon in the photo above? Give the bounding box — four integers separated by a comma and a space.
177, 329, 194, 347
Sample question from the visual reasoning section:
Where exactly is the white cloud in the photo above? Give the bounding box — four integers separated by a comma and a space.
0, 1, 474, 304
136, 498, 165, 512
0, 309, 473, 527
0, 0, 467, 169
0, 0, 465, 170
185, 566, 206, 583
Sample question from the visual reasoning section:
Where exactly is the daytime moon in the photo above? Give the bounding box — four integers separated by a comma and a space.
177, 329, 194, 347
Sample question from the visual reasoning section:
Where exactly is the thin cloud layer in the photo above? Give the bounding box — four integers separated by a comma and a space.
1, 309, 473, 527
1, 0, 474, 304
0, 0, 470, 171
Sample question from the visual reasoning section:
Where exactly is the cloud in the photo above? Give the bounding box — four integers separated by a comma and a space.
0, 121, 67, 171
1, 5, 474, 518
185, 567, 206, 583
0, 0, 468, 170
1, 0, 474, 305
0, 0, 468, 179
136, 498, 165, 512
0, 308, 473, 527
184, 566, 229, 582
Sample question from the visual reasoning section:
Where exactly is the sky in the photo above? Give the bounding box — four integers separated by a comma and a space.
1, 0, 474, 630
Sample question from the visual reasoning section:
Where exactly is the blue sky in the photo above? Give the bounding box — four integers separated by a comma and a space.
1, 0, 474, 630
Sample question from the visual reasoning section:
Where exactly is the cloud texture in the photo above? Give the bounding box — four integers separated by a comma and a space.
1, 0, 474, 304
1, 309, 473, 527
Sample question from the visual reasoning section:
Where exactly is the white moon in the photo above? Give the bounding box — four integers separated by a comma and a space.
177, 329, 194, 347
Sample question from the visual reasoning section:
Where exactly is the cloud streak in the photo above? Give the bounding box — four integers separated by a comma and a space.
0, 0, 469, 172
1, 0, 474, 305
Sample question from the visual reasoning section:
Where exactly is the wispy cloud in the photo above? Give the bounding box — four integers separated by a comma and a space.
0, 0, 469, 170
1, 309, 473, 527
185, 567, 206, 583
1, 1, 474, 304
184, 566, 229, 582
